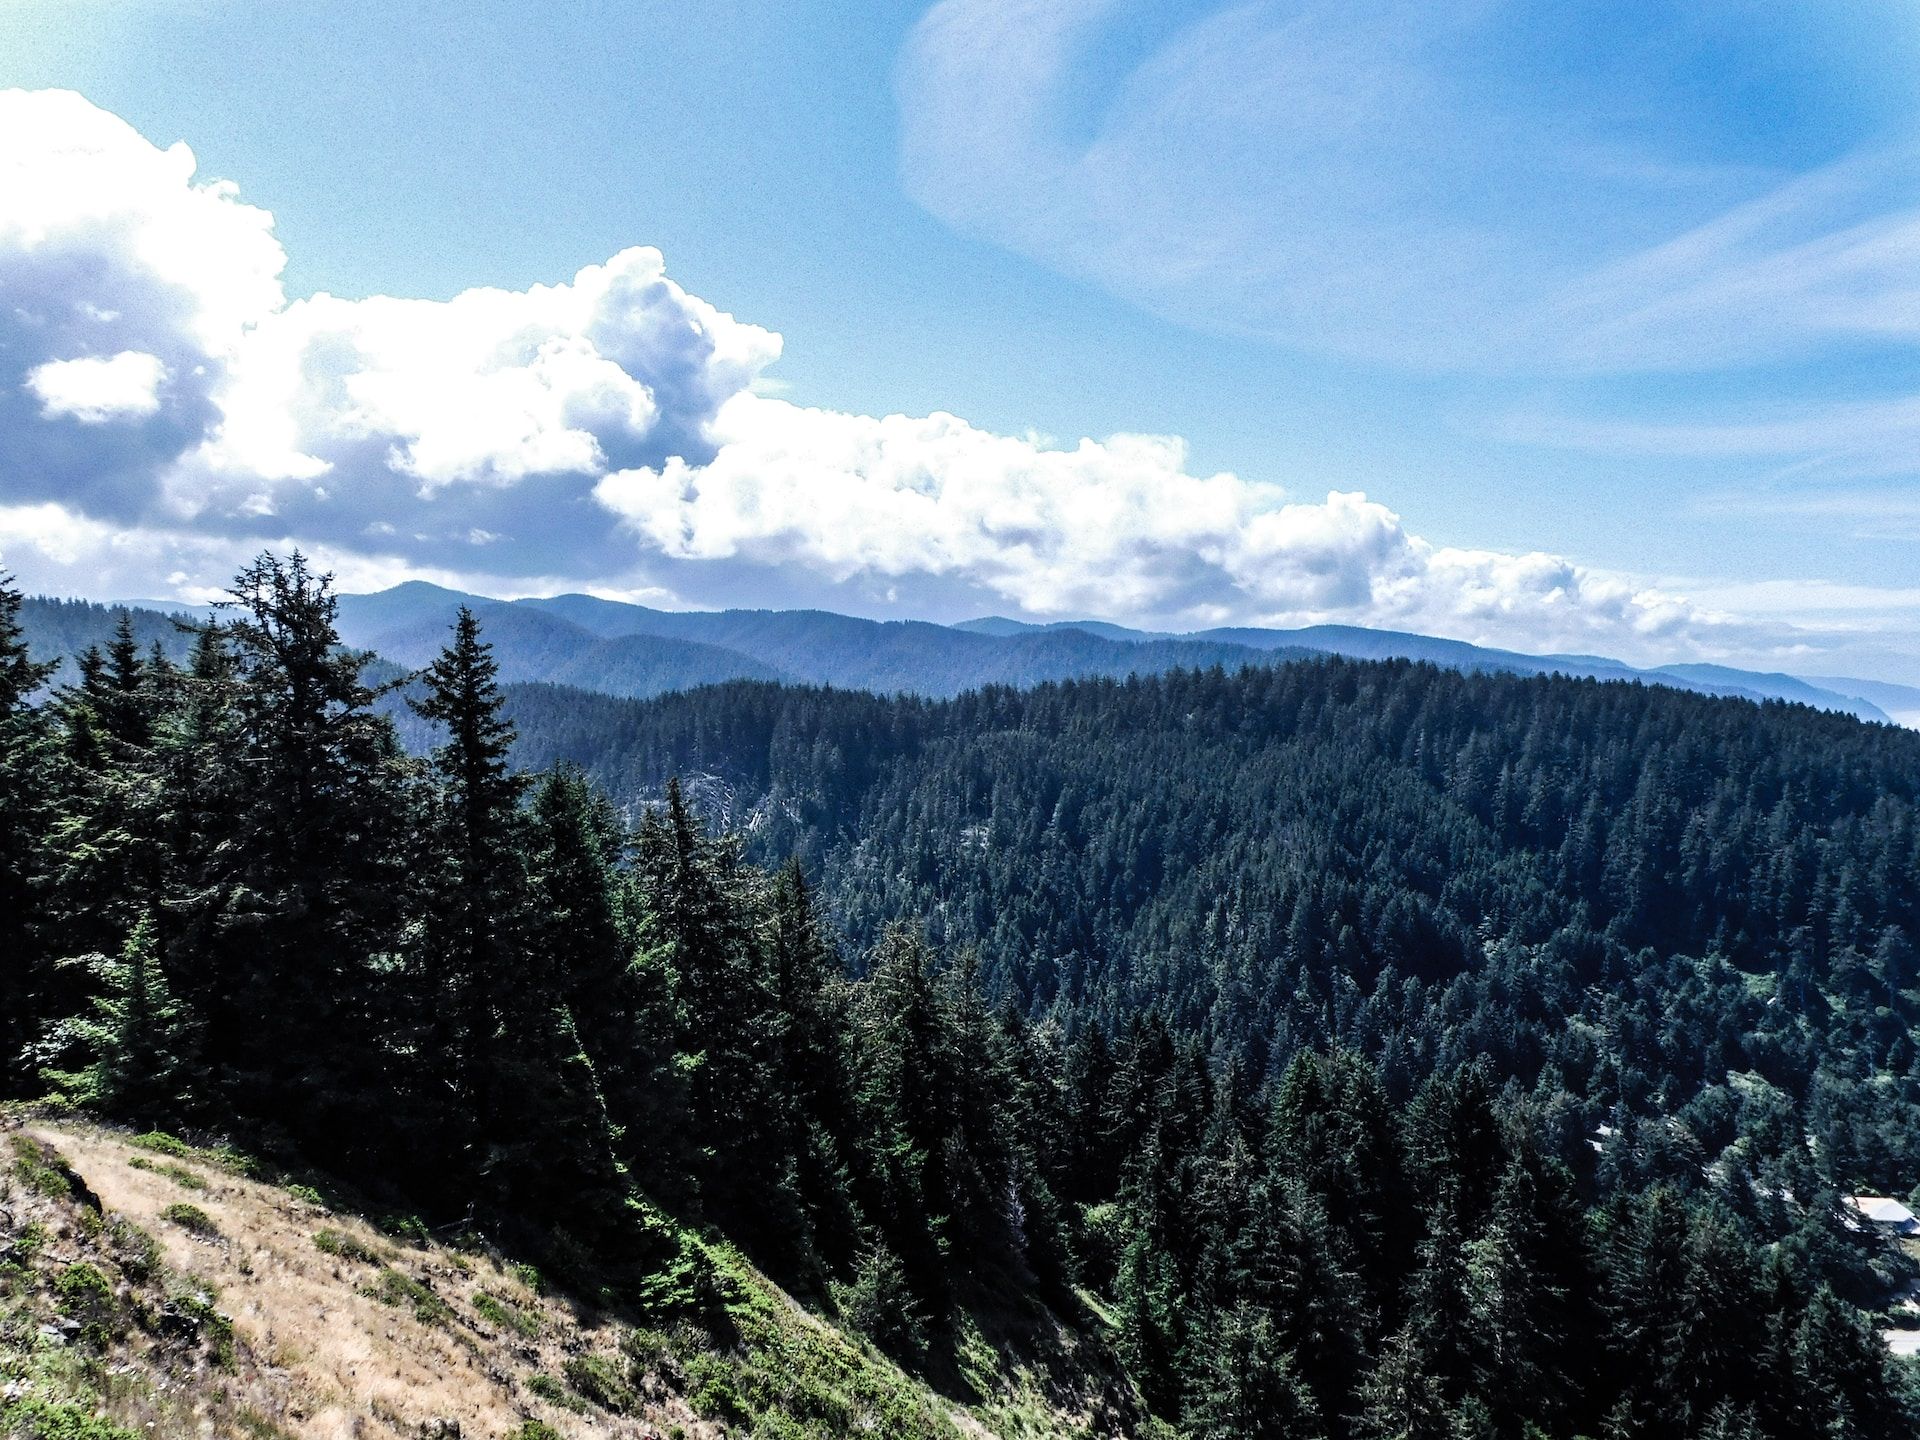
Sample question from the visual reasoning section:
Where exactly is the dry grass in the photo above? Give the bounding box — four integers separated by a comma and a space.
21, 1121, 715, 1440
7, 1119, 1108, 1440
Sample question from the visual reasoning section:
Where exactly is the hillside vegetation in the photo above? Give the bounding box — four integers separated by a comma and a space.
6, 557, 1920, 1439
2, 1116, 1099, 1439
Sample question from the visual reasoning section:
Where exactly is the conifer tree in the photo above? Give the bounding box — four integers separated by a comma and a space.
410, 606, 528, 1147
637, 777, 782, 1232
1183, 1304, 1322, 1440
40, 912, 201, 1120
1466, 1155, 1570, 1428
529, 765, 679, 1176
215, 552, 416, 1140
763, 857, 861, 1270
0, 575, 58, 1090
1354, 1326, 1450, 1440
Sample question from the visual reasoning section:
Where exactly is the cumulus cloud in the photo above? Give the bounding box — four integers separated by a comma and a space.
0, 87, 777, 572
594, 393, 1749, 655
177, 246, 780, 573
0, 88, 1794, 666
25, 351, 167, 423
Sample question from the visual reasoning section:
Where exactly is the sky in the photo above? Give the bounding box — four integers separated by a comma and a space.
2, 0, 1919, 680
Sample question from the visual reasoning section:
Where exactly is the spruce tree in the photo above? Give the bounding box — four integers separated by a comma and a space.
410, 606, 528, 1150
0, 576, 58, 1090
529, 765, 680, 1177
40, 912, 201, 1120
1183, 1303, 1322, 1440
215, 552, 416, 1146
636, 777, 782, 1234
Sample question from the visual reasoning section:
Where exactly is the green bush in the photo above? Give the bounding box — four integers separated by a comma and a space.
472, 1291, 540, 1337
53, 1262, 114, 1316
105, 1220, 160, 1284
562, 1353, 635, 1414
311, 1229, 382, 1265
159, 1203, 218, 1237
829, 1240, 927, 1365
133, 1159, 208, 1198
284, 1184, 327, 1209
130, 1131, 193, 1158
53, 1262, 118, 1349
10, 1137, 72, 1199
376, 1214, 429, 1246
523, 1374, 585, 1414
358, 1268, 448, 1326
683, 1352, 749, 1427
0, 1393, 139, 1440
169, 1286, 236, 1369
206, 1145, 268, 1180
505, 1424, 560, 1440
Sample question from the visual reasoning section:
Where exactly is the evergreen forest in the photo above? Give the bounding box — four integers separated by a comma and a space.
6, 556, 1920, 1439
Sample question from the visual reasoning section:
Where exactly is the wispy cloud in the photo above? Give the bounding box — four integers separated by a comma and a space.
897, 0, 1920, 374
1490, 394, 1920, 466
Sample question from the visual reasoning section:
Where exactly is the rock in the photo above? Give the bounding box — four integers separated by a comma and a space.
420, 1419, 461, 1439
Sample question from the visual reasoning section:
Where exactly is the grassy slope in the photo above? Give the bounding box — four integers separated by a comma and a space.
1, 1115, 1141, 1440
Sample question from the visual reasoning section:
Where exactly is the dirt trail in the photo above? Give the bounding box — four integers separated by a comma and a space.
25, 1122, 684, 1440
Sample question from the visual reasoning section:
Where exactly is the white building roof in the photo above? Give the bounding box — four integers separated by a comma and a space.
1847, 1196, 1917, 1227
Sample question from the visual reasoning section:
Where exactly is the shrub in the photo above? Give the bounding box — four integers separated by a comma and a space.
148, 1161, 207, 1191
358, 1268, 448, 1326
15, 1222, 50, 1263
524, 1375, 585, 1414
131, 1131, 193, 1158
506, 1424, 561, 1440
0, 1394, 138, 1440
207, 1145, 268, 1180
54, 1261, 114, 1315
54, 1261, 119, 1349
10, 1136, 72, 1199
106, 1220, 160, 1283
683, 1352, 749, 1426
829, 1240, 928, 1365
311, 1229, 382, 1265
473, 1291, 540, 1337
509, 1261, 543, 1294
285, 1184, 326, 1209
169, 1286, 236, 1369
376, 1214, 429, 1246
160, 1203, 218, 1237
562, 1353, 635, 1414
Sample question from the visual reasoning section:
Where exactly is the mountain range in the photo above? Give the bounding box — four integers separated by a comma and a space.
26, 579, 1920, 726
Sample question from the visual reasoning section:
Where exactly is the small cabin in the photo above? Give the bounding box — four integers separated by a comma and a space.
1846, 1195, 1919, 1234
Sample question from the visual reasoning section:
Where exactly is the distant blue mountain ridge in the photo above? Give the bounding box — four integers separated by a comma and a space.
29, 582, 1920, 726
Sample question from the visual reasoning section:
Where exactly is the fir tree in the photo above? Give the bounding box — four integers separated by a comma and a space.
0, 575, 57, 1090
40, 913, 202, 1120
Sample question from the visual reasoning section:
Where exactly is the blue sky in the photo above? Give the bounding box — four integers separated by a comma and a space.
3, 0, 1919, 680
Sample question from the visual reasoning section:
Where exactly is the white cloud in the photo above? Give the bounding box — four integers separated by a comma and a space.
0, 88, 778, 569
0, 87, 1849, 671
174, 245, 780, 577
25, 350, 167, 423
596, 393, 1752, 657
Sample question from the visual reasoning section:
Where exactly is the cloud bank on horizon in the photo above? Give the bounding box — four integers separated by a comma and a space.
0, 86, 1863, 666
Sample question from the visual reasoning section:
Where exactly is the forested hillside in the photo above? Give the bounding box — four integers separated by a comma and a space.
504, 666, 1920, 1167
5, 559, 1920, 1439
